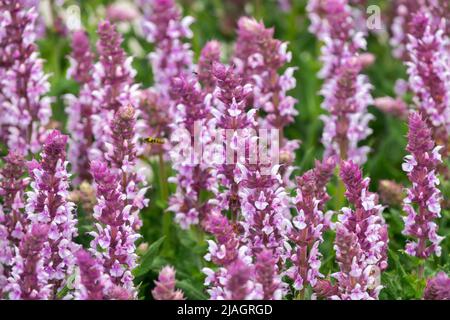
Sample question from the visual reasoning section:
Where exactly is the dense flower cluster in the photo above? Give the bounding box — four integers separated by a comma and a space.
286, 157, 336, 293
320, 57, 373, 164
198, 40, 221, 93
307, 0, 367, 79
140, 0, 193, 115
307, 0, 373, 164
0, 0, 52, 155
390, 0, 424, 59
6, 130, 79, 299
199, 61, 291, 300
233, 17, 299, 186
152, 265, 185, 300
234, 17, 298, 130
406, 11, 450, 156
28, 131, 78, 290
7, 223, 50, 299
390, 0, 449, 60
423, 272, 450, 300
0, 151, 28, 293
65, 30, 95, 183
89, 105, 148, 297
208, 62, 255, 217
332, 161, 388, 300
90, 20, 139, 162
141, 0, 193, 82
167, 76, 217, 228
402, 112, 443, 259
139, 0, 196, 197
74, 249, 106, 300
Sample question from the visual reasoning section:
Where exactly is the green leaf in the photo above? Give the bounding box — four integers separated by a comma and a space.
133, 236, 165, 277
56, 273, 76, 299
176, 280, 207, 300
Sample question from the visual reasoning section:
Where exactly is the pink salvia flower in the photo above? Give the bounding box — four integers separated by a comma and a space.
423, 272, 450, 300
313, 279, 339, 299
140, 0, 194, 94
89, 23, 148, 234
238, 160, 290, 266
205, 62, 289, 300
406, 11, 450, 156
307, 0, 367, 79
198, 40, 221, 93
286, 157, 336, 292
390, 0, 424, 60
233, 17, 299, 186
255, 249, 282, 300
308, 0, 374, 164
203, 210, 240, 267
373, 97, 408, 119
106, 2, 139, 23
402, 112, 443, 259
139, 0, 194, 144
65, 30, 96, 183
89, 160, 139, 297
203, 258, 264, 300
202, 209, 246, 300
0, 151, 28, 294
0, 210, 9, 294
6, 223, 50, 300
390, 0, 449, 60
152, 265, 185, 300
234, 17, 298, 130
201, 62, 255, 299
224, 259, 261, 300
0, 152, 28, 240
94, 21, 138, 113
167, 76, 217, 229
0, 0, 52, 155
75, 249, 107, 300
107, 105, 149, 226
333, 160, 388, 300
320, 57, 373, 164
24, 130, 78, 296
75, 249, 130, 300
67, 30, 94, 85
202, 230, 262, 300
208, 62, 254, 217
90, 21, 139, 162
89, 105, 148, 299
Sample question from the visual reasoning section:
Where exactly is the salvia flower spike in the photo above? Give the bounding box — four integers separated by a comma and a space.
167, 76, 217, 229
65, 30, 96, 183
332, 160, 388, 300
402, 112, 444, 259
26, 131, 79, 294
406, 11, 450, 156
286, 157, 336, 293
0, 0, 52, 155
308, 0, 374, 164
152, 265, 185, 300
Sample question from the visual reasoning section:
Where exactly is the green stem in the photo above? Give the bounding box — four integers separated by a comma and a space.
418, 263, 424, 280
158, 152, 169, 202
334, 166, 346, 210
296, 290, 305, 300
159, 152, 172, 256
